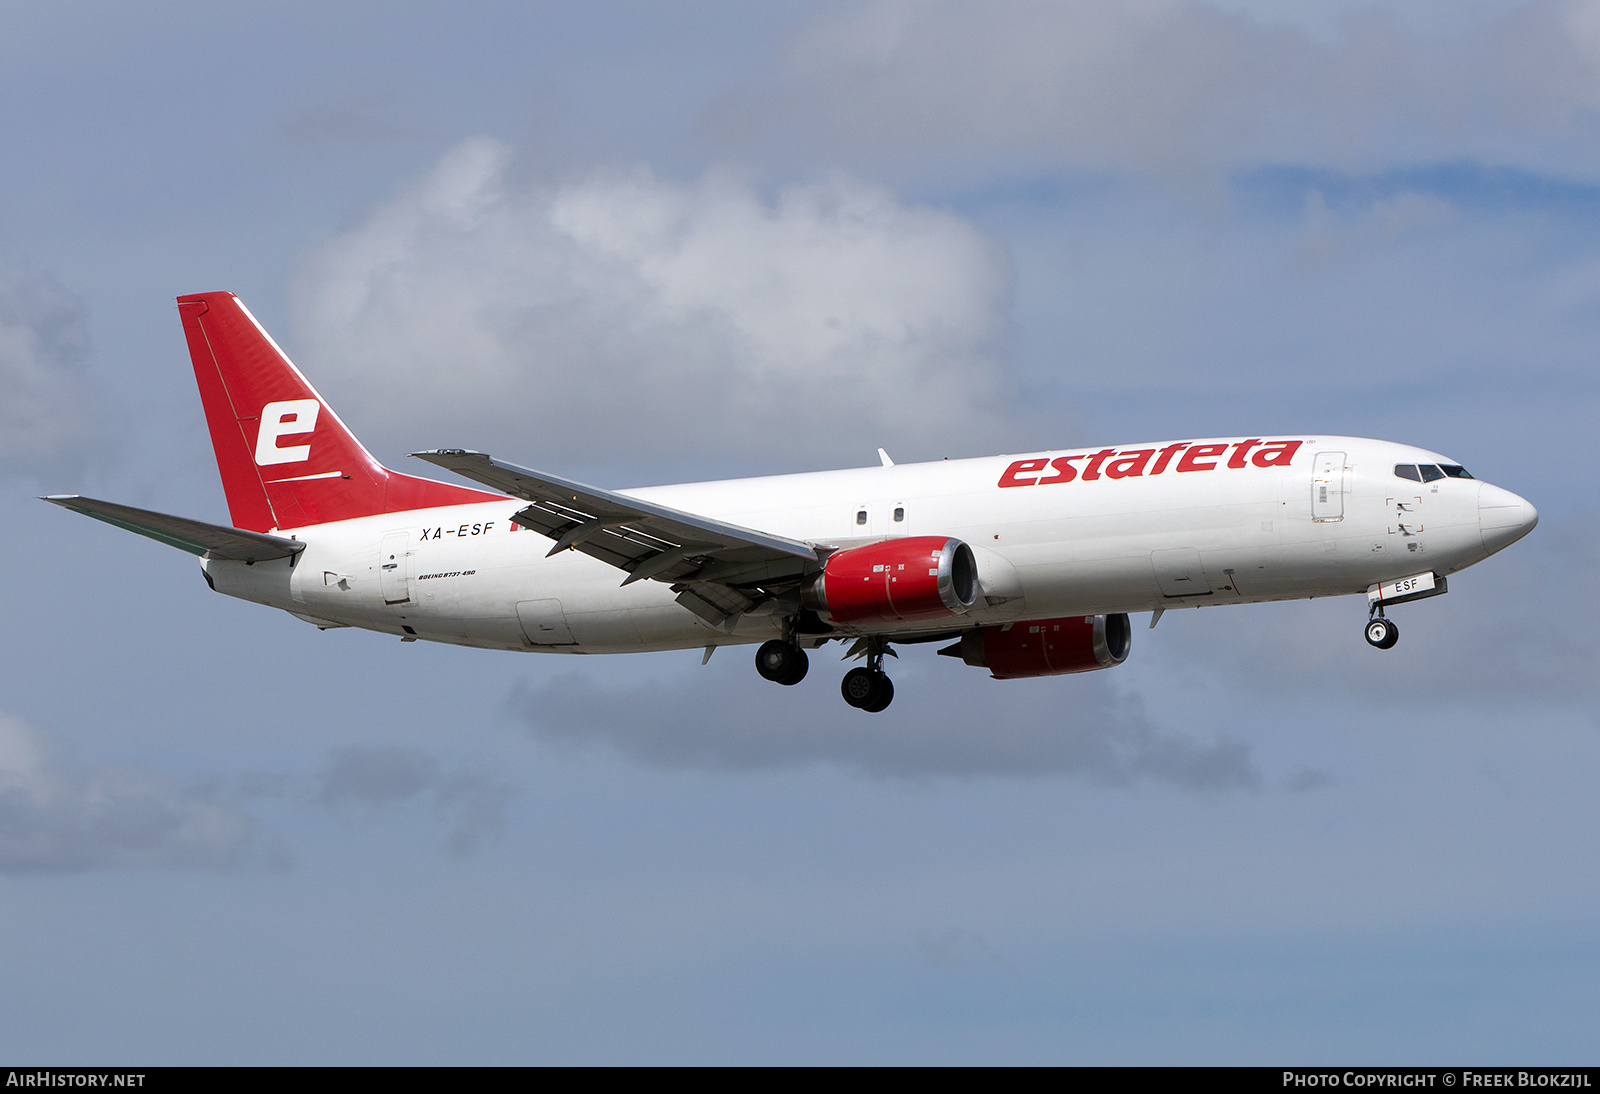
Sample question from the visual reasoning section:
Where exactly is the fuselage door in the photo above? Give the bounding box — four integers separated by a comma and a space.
1312, 451, 1347, 522
517, 599, 577, 646
380, 531, 411, 604
1151, 547, 1214, 598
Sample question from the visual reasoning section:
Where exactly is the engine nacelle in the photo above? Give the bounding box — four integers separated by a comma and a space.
943, 614, 1132, 679
802, 536, 978, 624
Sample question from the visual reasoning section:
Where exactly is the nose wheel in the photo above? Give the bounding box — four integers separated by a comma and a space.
1364, 613, 1399, 650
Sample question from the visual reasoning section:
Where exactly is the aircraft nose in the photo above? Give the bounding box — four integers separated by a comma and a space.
1478, 482, 1538, 554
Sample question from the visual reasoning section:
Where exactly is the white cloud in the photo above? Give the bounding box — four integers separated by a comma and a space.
0, 715, 260, 873
765, 0, 1600, 178
0, 267, 99, 478
291, 138, 1013, 472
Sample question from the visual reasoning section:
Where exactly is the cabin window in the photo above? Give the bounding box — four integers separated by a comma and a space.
893, 507, 905, 522
855, 509, 867, 526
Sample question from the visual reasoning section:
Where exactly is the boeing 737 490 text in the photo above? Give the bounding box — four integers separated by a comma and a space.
44, 292, 1539, 712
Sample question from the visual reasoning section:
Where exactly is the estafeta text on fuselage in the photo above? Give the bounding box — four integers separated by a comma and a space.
999, 439, 1305, 488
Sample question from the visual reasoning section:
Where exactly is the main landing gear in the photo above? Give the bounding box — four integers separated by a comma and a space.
840, 636, 895, 713
1365, 606, 1399, 650
841, 667, 894, 712
753, 629, 896, 713
755, 639, 809, 686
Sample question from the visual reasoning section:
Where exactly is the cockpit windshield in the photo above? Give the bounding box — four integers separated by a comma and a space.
1395, 463, 1474, 481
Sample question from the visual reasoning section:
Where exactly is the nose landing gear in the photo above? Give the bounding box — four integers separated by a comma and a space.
1365, 608, 1399, 650
840, 636, 896, 712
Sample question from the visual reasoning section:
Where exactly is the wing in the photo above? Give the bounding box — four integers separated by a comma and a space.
42, 496, 306, 562
411, 450, 823, 627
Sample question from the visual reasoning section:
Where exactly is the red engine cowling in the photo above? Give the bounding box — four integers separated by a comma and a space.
943, 614, 1132, 679
802, 536, 978, 624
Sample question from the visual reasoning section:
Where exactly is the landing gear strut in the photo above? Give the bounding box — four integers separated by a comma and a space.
840, 636, 895, 713
755, 639, 809, 686
1365, 605, 1399, 650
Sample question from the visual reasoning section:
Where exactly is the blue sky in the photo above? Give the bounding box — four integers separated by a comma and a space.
1, 0, 1596, 1063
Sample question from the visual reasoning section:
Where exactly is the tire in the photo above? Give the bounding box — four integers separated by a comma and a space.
756, 640, 800, 682
861, 674, 894, 713
841, 667, 877, 708
779, 648, 809, 686
1365, 618, 1399, 650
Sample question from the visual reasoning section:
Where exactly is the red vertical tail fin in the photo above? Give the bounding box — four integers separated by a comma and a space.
177, 291, 500, 532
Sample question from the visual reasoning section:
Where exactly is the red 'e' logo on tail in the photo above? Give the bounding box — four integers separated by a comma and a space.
255, 400, 320, 466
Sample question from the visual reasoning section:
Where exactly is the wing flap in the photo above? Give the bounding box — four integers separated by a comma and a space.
673, 583, 757, 630
42, 496, 306, 562
412, 449, 823, 626
412, 449, 820, 588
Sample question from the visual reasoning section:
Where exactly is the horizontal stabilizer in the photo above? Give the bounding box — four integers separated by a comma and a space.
42, 495, 306, 562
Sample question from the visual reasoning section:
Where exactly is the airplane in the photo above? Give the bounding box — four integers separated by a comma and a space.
43, 292, 1538, 713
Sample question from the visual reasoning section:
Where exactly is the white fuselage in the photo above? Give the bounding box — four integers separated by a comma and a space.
202, 436, 1534, 653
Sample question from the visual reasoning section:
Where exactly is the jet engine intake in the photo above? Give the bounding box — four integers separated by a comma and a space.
802, 536, 978, 624
941, 614, 1132, 679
